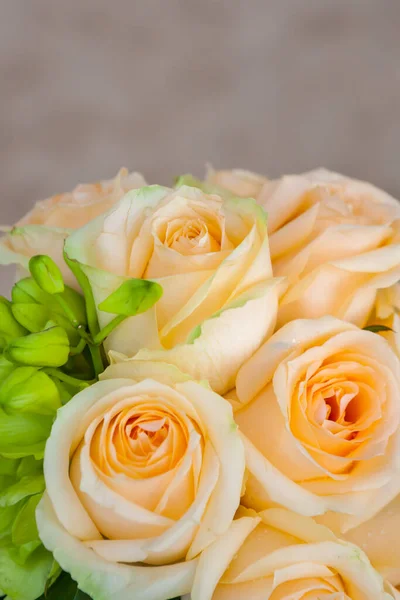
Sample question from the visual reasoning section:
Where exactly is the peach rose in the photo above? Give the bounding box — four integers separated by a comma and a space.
0, 168, 146, 286
206, 167, 268, 199
36, 361, 245, 600
256, 168, 400, 328
337, 493, 400, 587
186, 508, 400, 600
233, 317, 400, 533
65, 183, 278, 393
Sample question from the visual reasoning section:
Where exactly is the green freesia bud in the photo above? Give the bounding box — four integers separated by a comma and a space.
0, 367, 62, 415
99, 279, 163, 316
11, 304, 52, 333
0, 356, 15, 384
0, 297, 28, 342
29, 255, 65, 295
11, 303, 80, 345
0, 408, 53, 458
11, 278, 51, 306
4, 326, 70, 368
16, 456, 43, 479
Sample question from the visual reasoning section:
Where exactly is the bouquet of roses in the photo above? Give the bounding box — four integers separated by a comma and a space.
0, 165, 400, 600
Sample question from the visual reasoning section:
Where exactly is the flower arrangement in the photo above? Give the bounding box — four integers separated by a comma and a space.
0, 166, 399, 600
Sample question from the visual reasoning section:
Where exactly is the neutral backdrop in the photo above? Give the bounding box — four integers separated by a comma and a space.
1, 0, 400, 291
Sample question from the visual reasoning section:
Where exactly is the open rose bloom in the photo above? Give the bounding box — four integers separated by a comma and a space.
36, 361, 245, 600
259, 169, 400, 328
234, 317, 400, 538
2, 166, 400, 600
185, 508, 400, 600
64, 184, 277, 393
0, 168, 146, 286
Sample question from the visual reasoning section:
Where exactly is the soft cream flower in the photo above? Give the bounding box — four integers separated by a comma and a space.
186, 508, 399, 600
0, 168, 146, 286
36, 361, 245, 600
64, 184, 277, 393
256, 168, 400, 328
206, 167, 268, 199
233, 317, 400, 533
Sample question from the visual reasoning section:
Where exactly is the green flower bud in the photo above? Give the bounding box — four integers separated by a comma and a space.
11, 304, 52, 333
0, 356, 16, 384
4, 326, 70, 368
0, 297, 28, 342
0, 367, 61, 415
11, 304, 80, 345
0, 409, 53, 458
29, 255, 65, 295
11, 278, 51, 306
12, 278, 87, 328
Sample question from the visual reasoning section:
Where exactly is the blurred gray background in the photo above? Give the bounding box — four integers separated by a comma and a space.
1, 1, 400, 250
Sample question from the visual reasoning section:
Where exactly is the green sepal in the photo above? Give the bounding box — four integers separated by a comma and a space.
4, 325, 70, 368
98, 279, 163, 317
29, 255, 65, 295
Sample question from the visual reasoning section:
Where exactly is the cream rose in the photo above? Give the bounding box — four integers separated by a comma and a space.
185, 508, 400, 600
206, 167, 268, 199
253, 168, 400, 328
233, 317, 400, 533
36, 361, 245, 600
0, 168, 146, 286
337, 493, 400, 587
64, 183, 277, 393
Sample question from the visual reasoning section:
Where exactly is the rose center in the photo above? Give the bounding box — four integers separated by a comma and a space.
163, 217, 222, 255
127, 416, 169, 453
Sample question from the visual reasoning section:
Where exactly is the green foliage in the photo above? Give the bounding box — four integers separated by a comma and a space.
0, 253, 167, 600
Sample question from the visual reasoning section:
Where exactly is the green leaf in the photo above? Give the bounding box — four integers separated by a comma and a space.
0, 474, 44, 507
98, 279, 163, 317
4, 326, 70, 368
12, 494, 41, 546
29, 255, 65, 295
0, 367, 61, 416
363, 324, 395, 333
0, 543, 53, 600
